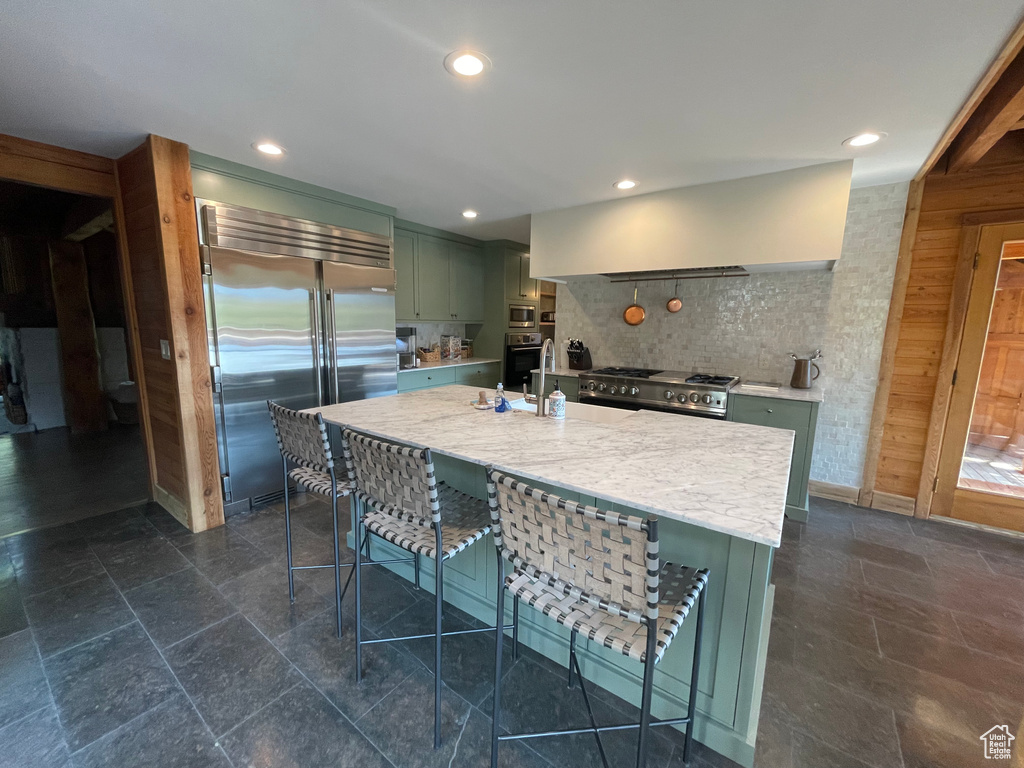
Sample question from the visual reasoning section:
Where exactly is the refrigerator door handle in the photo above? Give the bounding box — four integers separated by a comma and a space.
326, 289, 339, 403
309, 289, 324, 406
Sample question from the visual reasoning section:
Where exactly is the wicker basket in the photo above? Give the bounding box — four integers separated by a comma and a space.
461, 342, 473, 359
416, 346, 440, 363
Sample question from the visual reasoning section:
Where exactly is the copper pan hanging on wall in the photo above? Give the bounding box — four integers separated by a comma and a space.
666, 280, 682, 313
623, 285, 646, 326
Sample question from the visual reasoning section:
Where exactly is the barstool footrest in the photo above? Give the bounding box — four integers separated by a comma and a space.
498, 716, 691, 742
359, 623, 516, 645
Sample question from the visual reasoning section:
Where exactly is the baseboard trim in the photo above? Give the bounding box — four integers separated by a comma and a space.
808, 480, 861, 505
153, 485, 191, 529
868, 490, 915, 516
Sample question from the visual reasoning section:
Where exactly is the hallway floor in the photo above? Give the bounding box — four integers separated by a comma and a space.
0, 425, 149, 539
0, 495, 1022, 768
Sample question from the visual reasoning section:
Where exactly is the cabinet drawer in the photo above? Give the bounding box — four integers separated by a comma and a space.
729, 396, 808, 431
397, 367, 457, 392
455, 362, 500, 387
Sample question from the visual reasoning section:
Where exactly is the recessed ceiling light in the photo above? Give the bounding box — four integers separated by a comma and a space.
843, 132, 885, 148
444, 50, 491, 78
253, 142, 285, 156
614, 180, 637, 190
462, 209, 478, 219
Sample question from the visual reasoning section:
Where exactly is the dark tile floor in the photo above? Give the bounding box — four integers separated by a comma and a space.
0, 425, 149, 538
1, 494, 1022, 768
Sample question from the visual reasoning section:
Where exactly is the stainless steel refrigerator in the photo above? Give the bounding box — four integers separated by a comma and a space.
199, 202, 397, 511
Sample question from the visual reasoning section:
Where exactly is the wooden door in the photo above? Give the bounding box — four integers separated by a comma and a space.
934, 225, 1024, 533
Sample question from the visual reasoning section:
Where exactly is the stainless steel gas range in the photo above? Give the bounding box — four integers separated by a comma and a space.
577, 368, 740, 418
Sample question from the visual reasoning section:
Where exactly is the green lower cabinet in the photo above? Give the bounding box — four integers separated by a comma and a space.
455, 361, 501, 390
727, 395, 818, 522
530, 373, 579, 402
397, 367, 456, 393
346, 453, 774, 767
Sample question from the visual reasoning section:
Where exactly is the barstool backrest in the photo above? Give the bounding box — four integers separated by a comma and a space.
341, 429, 440, 525
486, 469, 659, 623
267, 401, 334, 472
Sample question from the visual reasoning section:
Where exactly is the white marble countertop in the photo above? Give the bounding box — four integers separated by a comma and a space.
399, 357, 501, 373
529, 367, 588, 378
732, 383, 824, 403
308, 385, 792, 547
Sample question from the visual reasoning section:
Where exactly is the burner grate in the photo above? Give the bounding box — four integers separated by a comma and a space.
591, 367, 663, 379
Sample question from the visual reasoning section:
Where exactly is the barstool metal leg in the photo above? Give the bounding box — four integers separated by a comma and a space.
283, 458, 295, 603
567, 628, 578, 689
354, 501, 363, 683
683, 586, 707, 764
491, 557, 506, 768
636, 617, 658, 768
434, 552, 444, 749
331, 482, 342, 639
512, 595, 520, 660
414, 553, 421, 589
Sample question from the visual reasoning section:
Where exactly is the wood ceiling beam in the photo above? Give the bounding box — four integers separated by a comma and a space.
946, 51, 1024, 173
915, 15, 1024, 180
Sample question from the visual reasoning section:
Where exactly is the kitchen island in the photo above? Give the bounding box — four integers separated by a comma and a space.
309, 385, 792, 767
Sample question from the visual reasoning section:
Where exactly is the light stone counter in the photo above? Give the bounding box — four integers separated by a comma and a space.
732, 383, 824, 403
309, 384, 792, 547
399, 357, 500, 373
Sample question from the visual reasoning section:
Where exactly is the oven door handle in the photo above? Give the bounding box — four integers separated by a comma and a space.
509, 345, 544, 351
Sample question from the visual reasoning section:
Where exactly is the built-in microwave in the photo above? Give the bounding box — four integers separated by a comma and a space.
508, 303, 536, 328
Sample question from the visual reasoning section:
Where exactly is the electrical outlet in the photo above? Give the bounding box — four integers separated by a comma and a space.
160, 340, 171, 360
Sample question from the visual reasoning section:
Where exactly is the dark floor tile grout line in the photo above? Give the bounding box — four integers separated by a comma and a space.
890, 707, 908, 768
0, 704, 51, 735
66, 689, 183, 758
27, 624, 74, 760
210, 680, 304, 742
84, 539, 223, 749
160, 610, 242, 653
236, 611, 402, 768
37, 619, 138, 661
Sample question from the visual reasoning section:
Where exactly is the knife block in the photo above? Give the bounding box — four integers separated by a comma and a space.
567, 347, 592, 370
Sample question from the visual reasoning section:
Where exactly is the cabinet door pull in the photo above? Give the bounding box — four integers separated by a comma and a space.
767, 408, 773, 414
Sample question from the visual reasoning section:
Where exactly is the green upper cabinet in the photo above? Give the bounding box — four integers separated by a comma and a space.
416, 234, 451, 321
449, 243, 485, 322
394, 230, 417, 320
504, 250, 537, 301
394, 227, 487, 322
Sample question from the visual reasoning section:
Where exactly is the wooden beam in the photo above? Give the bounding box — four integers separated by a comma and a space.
48, 240, 109, 433
915, 15, 1024, 180
947, 51, 1024, 173
859, 179, 924, 509
148, 135, 222, 531
0, 133, 115, 197
61, 196, 113, 241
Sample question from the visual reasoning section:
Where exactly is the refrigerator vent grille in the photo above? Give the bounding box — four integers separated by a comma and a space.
203, 203, 392, 268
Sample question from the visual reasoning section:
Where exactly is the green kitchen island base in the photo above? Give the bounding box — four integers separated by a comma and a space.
347, 453, 775, 767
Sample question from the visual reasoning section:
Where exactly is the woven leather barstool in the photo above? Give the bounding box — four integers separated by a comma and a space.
341, 428, 517, 749
267, 401, 355, 639
486, 469, 709, 768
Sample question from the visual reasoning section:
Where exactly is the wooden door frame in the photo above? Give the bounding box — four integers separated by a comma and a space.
0, 133, 157, 498
928, 219, 1024, 526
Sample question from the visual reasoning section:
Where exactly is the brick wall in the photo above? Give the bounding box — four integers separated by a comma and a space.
554, 182, 909, 490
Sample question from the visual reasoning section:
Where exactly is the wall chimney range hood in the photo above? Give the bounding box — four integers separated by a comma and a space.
530, 161, 853, 279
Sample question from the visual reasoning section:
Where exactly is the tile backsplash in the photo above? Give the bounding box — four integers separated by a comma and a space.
401, 322, 467, 351
555, 181, 910, 490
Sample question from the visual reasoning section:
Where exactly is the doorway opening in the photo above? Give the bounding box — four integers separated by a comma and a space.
0, 179, 149, 537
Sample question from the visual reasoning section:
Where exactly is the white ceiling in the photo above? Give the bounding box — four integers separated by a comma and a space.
2, 1, 1023, 242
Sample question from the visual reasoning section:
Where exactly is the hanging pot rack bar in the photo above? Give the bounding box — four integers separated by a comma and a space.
604, 266, 750, 283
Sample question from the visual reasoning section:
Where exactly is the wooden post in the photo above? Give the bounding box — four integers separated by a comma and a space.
48, 240, 109, 433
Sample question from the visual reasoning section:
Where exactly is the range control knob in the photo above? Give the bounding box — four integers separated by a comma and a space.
677, 394, 688, 403
702, 394, 713, 404
664, 390, 675, 400
597, 383, 607, 392
629, 387, 639, 396
588, 381, 597, 391
609, 386, 619, 395
689, 392, 701, 403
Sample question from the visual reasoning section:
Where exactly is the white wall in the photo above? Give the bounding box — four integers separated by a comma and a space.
19, 328, 66, 431
531, 161, 853, 278
554, 181, 909, 490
